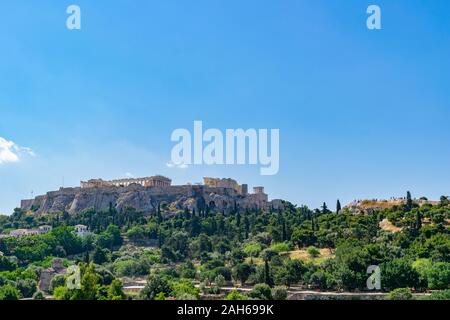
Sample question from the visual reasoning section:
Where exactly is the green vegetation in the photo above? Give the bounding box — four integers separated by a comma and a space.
385, 288, 414, 300
307, 246, 320, 258
225, 290, 248, 300
0, 192, 449, 300
429, 289, 450, 300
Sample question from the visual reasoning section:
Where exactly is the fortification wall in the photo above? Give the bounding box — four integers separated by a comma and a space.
20, 182, 271, 215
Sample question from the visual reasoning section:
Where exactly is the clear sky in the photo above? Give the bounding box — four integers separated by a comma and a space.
1, 0, 450, 215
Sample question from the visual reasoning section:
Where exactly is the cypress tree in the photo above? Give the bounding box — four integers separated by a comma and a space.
406, 191, 413, 211
264, 260, 274, 287
321, 202, 329, 214
415, 211, 422, 231
236, 210, 241, 227
157, 203, 162, 223
244, 216, 250, 239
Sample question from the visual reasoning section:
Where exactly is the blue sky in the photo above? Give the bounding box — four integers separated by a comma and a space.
1, 0, 450, 214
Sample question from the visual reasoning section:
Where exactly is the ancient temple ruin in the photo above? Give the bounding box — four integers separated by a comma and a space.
20, 175, 278, 215
81, 175, 172, 188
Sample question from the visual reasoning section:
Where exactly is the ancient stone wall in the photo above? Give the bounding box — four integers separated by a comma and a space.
253, 186, 265, 194
203, 177, 245, 195
21, 183, 275, 215
21, 177, 275, 215
20, 199, 34, 211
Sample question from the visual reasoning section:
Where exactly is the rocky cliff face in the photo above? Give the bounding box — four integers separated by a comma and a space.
21, 184, 282, 215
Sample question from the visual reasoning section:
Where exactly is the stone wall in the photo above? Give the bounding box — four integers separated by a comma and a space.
20, 199, 34, 210
203, 177, 244, 195
21, 183, 275, 215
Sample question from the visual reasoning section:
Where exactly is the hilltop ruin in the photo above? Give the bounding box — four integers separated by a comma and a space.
20, 176, 283, 215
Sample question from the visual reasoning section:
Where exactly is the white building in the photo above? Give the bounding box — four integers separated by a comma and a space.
10, 229, 29, 237
38, 225, 52, 233
8, 225, 53, 237
74, 224, 90, 237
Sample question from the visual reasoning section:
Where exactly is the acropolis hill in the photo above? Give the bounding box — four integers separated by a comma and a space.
21, 175, 283, 215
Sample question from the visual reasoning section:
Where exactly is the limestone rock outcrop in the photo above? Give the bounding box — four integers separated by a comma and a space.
21, 184, 283, 215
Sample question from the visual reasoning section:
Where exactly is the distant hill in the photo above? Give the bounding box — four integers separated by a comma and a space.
345, 198, 439, 214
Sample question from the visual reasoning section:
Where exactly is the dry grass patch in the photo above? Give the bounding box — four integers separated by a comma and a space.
244, 257, 264, 266
379, 218, 403, 233
281, 248, 334, 264
360, 199, 403, 209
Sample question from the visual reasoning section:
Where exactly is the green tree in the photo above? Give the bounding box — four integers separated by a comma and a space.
141, 274, 173, 300
154, 292, 166, 300
106, 225, 123, 246
96, 225, 122, 249
307, 246, 320, 258
236, 211, 241, 228
0, 256, 18, 272
406, 191, 413, 211
424, 234, 450, 262
261, 249, 276, 287
190, 216, 201, 237
329, 243, 372, 290
16, 278, 37, 298
107, 279, 126, 300
126, 225, 146, 242
283, 259, 306, 287
0, 284, 21, 300
309, 271, 328, 290
272, 286, 288, 300
172, 279, 200, 300
179, 261, 197, 279
415, 211, 422, 232
427, 262, 450, 290
51, 226, 83, 255
157, 203, 163, 223
50, 274, 66, 293
385, 288, 414, 300
234, 263, 254, 285
381, 258, 420, 291
291, 228, 316, 248
165, 231, 190, 260
225, 290, 248, 300
53, 286, 69, 300
321, 202, 329, 214
439, 196, 449, 207
96, 232, 114, 249
250, 283, 272, 300
70, 263, 100, 300
429, 289, 450, 300
92, 247, 110, 265
336, 200, 342, 214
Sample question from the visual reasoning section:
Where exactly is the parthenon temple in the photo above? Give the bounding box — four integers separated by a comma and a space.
81, 175, 172, 188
